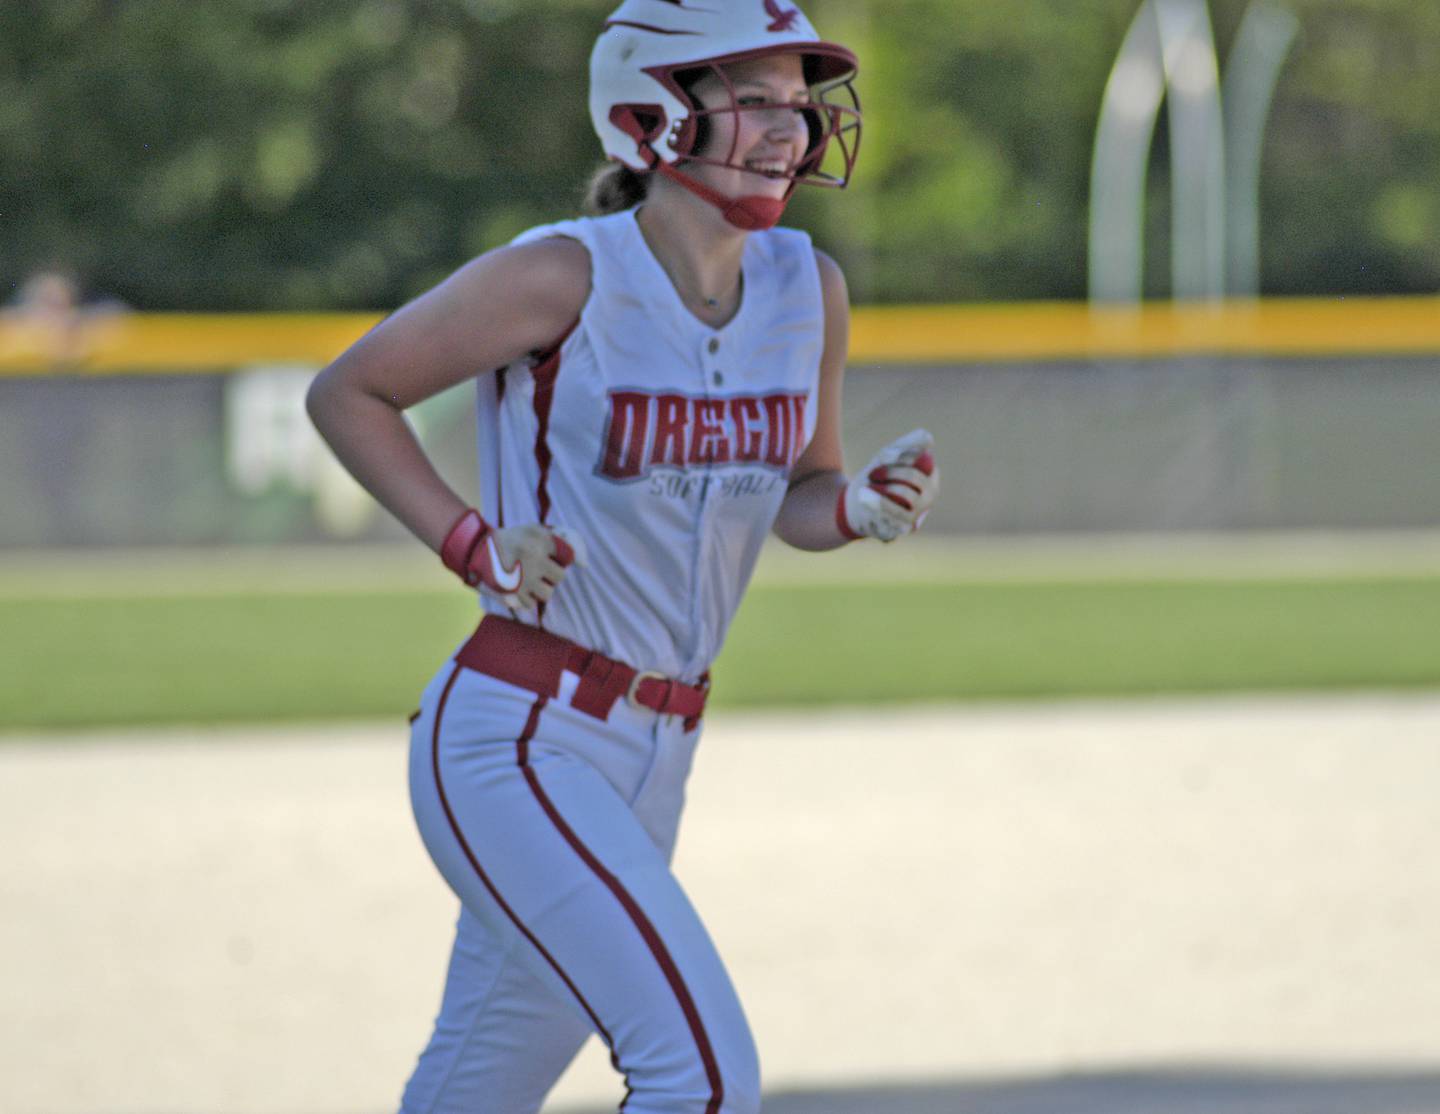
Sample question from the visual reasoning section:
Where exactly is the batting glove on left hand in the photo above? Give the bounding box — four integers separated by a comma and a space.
836, 429, 939, 543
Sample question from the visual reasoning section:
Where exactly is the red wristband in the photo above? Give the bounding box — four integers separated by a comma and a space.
439, 508, 489, 585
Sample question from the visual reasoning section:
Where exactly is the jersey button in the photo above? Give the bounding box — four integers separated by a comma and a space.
707, 337, 720, 354
713, 370, 724, 386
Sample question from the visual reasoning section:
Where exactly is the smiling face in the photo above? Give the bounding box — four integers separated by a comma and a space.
680, 52, 813, 200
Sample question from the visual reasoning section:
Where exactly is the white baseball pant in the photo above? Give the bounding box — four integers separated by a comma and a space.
401, 656, 760, 1114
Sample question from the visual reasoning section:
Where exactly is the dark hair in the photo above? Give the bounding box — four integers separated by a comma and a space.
583, 162, 650, 215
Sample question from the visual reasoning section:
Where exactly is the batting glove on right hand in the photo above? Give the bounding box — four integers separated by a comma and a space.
440, 508, 586, 611
836, 429, 939, 543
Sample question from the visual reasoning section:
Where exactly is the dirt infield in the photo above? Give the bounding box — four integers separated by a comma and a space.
3, 694, 1439, 1114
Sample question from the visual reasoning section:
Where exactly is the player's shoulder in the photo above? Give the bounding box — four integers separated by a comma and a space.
812, 247, 847, 293
456, 233, 592, 334
811, 247, 850, 318
489, 234, 592, 300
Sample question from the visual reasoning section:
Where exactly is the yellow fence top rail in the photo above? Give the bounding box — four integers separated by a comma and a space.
2, 296, 1439, 375
851, 296, 1440, 362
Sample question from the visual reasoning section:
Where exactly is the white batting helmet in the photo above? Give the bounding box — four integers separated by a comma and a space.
589, 0, 862, 225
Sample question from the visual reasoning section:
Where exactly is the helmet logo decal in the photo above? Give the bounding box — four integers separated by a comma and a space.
763, 0, 801, 33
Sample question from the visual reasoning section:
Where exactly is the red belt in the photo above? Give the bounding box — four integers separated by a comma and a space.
455, 614, 709, 726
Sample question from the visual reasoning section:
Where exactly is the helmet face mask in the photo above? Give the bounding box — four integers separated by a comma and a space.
656, 55, 862, 191
591, 0, 863, 228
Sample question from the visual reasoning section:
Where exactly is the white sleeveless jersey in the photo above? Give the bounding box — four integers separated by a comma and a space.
473, 208, 824, 682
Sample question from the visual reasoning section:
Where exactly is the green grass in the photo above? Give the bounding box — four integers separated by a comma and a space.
3, 576, 1439, 730
1, 592, 475, 729
722, 578, 1440, 704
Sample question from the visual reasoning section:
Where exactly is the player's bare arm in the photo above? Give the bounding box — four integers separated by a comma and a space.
773, 249, 940, 549
771, 248, 851, 551
306, 236, 590, 575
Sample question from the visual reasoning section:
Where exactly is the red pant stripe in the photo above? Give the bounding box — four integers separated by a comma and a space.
429, 668, 628, 1078
519, 757, 725, 1114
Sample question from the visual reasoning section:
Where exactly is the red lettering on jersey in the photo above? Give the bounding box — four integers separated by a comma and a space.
690, 398, 730, 464
650, 394, 688, 467
762, 393, 793, 467
600, 388, 807, 480
600, 391, 650, 479
730, 397, 764, 462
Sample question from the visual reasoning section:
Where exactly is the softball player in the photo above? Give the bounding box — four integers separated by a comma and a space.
308, 3, 939, 1111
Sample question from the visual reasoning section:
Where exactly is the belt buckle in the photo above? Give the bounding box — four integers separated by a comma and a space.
625, 670, 668, 712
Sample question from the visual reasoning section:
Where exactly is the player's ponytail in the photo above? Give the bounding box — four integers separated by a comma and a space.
583, 162, 649, 215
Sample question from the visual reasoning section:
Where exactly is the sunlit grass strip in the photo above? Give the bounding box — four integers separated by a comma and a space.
2, 578, 1437, 730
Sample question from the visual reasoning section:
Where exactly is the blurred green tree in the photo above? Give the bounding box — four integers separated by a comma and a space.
1, 0, 1435, 309
1, 0, 601, 310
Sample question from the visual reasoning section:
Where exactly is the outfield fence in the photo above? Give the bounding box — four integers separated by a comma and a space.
3, 300, 1438, 547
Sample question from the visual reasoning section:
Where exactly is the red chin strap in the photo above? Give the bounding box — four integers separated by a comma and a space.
655, 160, 791, 231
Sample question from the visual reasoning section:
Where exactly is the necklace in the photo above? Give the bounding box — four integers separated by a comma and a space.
634, 205, 741, 314
684, 270, 741, 312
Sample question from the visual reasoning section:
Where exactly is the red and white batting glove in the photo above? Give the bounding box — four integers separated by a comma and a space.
439, 508, 586, 610
836, 429, 939, 543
